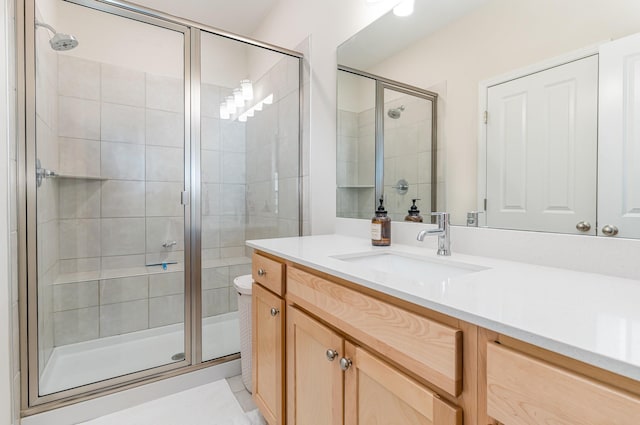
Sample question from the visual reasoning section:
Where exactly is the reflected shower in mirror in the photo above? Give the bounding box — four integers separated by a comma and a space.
336, 68, 439, 220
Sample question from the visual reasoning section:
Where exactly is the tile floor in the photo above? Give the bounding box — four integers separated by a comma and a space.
80, 375, 265, 425
226, 375, 258, 412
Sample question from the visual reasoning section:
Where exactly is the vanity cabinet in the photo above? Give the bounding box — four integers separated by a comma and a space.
252, 253, 285, 425
252, 250, 640, 425
252, 251, 464, 425
286, 304, 461, 425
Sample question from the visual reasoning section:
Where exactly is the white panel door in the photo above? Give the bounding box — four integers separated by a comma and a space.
599, 33, 640, 239
486, 55, 598, 234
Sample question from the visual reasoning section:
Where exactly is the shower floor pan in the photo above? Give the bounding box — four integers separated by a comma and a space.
40, 312, 240, 395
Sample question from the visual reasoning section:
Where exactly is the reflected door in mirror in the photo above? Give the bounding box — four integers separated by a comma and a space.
486, 55, 598, 234
599, 32, 640, 239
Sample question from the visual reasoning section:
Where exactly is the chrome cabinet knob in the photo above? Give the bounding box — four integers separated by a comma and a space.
270, 307, 279, 317
339, 357, 352, 371
257, 268, 266, 276
575, 221, 591, 232
326, 349, 338, 362
601, 225, 619, 236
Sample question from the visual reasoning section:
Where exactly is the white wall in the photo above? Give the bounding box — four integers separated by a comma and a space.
252, 0, 397, 234
365, 0, 640, 224
1, 0, 17, 422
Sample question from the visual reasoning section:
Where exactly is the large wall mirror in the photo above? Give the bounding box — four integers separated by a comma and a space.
336, 0, 640, 239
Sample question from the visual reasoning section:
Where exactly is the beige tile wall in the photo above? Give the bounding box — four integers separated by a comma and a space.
244, 55, 301, 243
53, 57, 252, 346
53, 56, 188, 344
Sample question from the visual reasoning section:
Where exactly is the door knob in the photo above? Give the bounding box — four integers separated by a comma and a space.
339, 357, 352, 371
326, 349, 338, 362
575, 221, 591, 232
257, 268, 266, 276
270, 307, 279, 317
601, 225, 619, 236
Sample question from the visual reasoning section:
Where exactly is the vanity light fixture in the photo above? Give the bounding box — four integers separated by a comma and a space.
240, 79, 253, 100
393, 0, 414, 17
233, 88, 244, 107
225, 95, 237, 114
220, 102, 230, 119
235, 93, 274, 123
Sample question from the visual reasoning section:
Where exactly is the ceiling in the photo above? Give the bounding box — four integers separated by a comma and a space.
131, 0, 279, 36
338, 0, 490, 70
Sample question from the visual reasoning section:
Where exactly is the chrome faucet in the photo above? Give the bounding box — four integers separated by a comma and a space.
416, 212, 451, 256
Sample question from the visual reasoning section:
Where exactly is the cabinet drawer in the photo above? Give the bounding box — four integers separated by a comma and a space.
287, 266, 462, 396
253, 253, 284, 296
487, 343, 640, 425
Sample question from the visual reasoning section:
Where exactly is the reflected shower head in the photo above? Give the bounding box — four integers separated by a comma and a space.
387, 105, 405, 119
35, 21, 79, 51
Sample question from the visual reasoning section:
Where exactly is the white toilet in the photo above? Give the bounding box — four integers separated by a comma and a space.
233, 274, 253, 393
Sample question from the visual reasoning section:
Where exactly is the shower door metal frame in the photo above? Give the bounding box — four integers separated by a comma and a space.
19, 0, 194, 411
18, 0, 305, 415
337, 65, 439, 215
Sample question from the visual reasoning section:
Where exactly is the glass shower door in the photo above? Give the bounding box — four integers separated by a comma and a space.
32, 0, 189, 396
199, 31, 300, 362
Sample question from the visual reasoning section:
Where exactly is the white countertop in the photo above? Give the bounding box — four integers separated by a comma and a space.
247, 234, 640, 381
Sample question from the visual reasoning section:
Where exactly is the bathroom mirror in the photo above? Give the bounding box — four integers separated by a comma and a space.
336, 0, 640, 238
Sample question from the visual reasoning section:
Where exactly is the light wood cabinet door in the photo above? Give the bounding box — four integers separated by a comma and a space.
252, 284, 285, 425
487, 342, 640, 425
344, 342, 461, 425
287, 306, 344, 425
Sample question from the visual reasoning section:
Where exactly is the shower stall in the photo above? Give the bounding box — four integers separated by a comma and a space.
19, 0, 302, 411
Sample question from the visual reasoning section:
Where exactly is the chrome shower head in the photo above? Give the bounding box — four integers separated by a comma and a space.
387, 105, 405, 119
35, 21, 79, 51
49, 33, 79, 51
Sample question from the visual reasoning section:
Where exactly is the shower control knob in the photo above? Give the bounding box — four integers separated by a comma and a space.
257, 268, 266, 277
326, 349, 338, 362
339, 357, 352, 371
601, 225, 619, 237
575, 221, 591, 232
270, 307, 279, 317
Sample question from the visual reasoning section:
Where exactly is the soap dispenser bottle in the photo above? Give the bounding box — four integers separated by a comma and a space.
405, 199, 424, 223
371, 198, 391, 246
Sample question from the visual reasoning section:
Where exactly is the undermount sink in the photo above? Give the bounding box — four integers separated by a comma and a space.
332, 251, 488, 282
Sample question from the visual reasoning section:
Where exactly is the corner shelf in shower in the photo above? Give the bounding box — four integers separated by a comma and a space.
56, 174, 108, 181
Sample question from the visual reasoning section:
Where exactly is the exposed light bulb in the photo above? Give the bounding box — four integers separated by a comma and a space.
263, 94, 274, 105
226, 95, 237, 114
240, 79, 253, 101
393, 0, 414, 17
233, 88, 244, 107
220, 103, 230, 119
